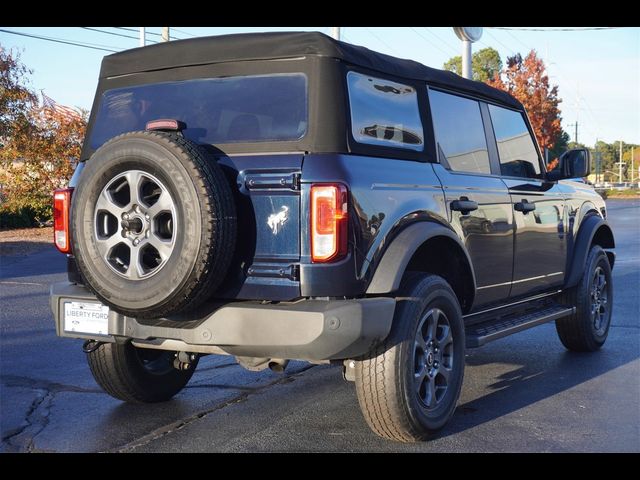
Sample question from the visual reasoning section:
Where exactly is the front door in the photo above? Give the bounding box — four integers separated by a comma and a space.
428, 88, 514, 308
486, 104, 566, 298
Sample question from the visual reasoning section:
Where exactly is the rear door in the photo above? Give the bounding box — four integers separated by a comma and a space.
428, 88, 514, 308
486, 104, 566, 298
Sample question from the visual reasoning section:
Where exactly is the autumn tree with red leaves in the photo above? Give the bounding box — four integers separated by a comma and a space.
1, 45, 87, 225
486, 50, 562, 153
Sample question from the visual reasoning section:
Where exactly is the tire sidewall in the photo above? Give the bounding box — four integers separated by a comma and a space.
396, 277, 465, 432
580, 247, 613, 346
72, 135, 203, 312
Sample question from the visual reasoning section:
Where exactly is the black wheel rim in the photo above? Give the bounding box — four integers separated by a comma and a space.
591, 265, 610, 335
413, 308, 454, 410
134, 347, 175, 376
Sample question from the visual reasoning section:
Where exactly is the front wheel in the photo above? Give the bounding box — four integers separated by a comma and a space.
354, 273, 465, 442
87, 342, 198, 403
556, 245, 613, 352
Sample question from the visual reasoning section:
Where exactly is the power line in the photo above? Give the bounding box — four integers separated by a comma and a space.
409, 27, 451, 57
0, 28, 118, 52
488, 27, 623, 32
116, 26, 162, 37
81, 27, 158, 44
421, 28, 458, 55
115, 27, 183, 41
484, 30, 517, 56
502, 29, 532, 53
171, 28, 197, 38
364, 28, 401, 56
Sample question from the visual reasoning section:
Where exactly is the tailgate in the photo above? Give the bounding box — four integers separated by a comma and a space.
217, 154, 303, 300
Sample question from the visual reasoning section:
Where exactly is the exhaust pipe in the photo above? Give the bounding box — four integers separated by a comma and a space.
268, 359, 289, 373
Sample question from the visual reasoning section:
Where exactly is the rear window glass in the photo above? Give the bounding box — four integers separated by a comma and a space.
88, 74, 307, 150
347, 71, 423, 152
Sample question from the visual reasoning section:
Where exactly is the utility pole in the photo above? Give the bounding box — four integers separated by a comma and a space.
595, 138, 599, 184
162, 27, 170, 42
139, 27, 146, 47
330, 27, 341, 40
619, 140, 624, 183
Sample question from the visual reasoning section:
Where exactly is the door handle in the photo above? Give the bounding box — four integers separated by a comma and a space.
451, 197, 478, 215
514, 199, 536, 214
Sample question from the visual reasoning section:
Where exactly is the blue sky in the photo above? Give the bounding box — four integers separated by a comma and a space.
1, 26, 638, 147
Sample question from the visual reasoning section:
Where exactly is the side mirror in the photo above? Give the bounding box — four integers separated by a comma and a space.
547, 148, 591, 181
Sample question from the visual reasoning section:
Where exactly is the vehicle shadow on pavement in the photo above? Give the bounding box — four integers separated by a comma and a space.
437, 264, 639, 440
438, 344, 639, 438
439, 331, 638, 439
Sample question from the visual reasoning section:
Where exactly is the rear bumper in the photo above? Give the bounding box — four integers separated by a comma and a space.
50, 282, 395, 361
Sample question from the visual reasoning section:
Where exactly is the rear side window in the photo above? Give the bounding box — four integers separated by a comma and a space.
428, 89, 491, 174
347, 71, 423, 152
89, 74, 307, 150
488, 104, 541, 178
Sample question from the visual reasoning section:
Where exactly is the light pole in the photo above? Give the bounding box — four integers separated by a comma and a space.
330, 27, 341, 40
139, 27, 146, 47
453, 27, 483, 80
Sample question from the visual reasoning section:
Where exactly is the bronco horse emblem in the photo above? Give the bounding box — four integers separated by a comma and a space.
267, 206, 289, 235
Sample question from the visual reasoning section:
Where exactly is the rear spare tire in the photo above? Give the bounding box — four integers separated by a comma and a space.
71, 131, 236, 318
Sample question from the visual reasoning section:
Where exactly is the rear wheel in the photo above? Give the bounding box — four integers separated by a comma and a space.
87, 342, 197, 403
556, 245, 613, 352
354, 273, 465, 442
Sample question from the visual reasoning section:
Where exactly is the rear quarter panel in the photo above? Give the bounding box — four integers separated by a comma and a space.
301, 154, 448, 294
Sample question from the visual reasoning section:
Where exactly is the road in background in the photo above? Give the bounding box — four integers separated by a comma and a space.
1, 200, 638, 452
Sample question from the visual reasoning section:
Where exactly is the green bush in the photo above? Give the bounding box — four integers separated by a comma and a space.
0, 204, 52, 229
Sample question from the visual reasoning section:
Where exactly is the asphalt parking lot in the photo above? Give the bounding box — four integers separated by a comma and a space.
1, 199, 638, 452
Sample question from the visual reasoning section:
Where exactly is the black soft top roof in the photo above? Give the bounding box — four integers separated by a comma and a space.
100, 31, 521, 109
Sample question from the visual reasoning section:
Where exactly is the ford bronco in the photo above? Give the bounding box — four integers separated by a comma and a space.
50, 31, 615, 442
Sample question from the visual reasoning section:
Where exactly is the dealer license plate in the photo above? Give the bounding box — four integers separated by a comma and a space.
63, 301, 109, 336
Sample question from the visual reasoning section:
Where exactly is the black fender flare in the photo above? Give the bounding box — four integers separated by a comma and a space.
564, 214, 615, 289
366, 222, 476, 299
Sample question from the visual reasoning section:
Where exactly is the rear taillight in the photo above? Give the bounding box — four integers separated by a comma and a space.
53, 188, 73, 254
310, 184, 348, 263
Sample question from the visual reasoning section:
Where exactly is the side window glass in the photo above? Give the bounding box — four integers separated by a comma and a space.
428, 89, 491, 174
488, 104, 542, 178
347, 71, 423, 151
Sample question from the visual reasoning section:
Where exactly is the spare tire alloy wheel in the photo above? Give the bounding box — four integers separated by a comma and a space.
95, 170, 176, 280
72, 131, 237, 318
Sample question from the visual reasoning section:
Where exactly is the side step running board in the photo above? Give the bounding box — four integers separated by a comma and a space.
465, 305, 575, 348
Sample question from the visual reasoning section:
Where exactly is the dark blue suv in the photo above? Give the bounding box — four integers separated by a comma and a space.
50, 32, 615, 441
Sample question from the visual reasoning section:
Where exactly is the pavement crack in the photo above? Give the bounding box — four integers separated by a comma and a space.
1, 374, 103, 394
2, 388, 54, 452
109, 364, 317, 453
